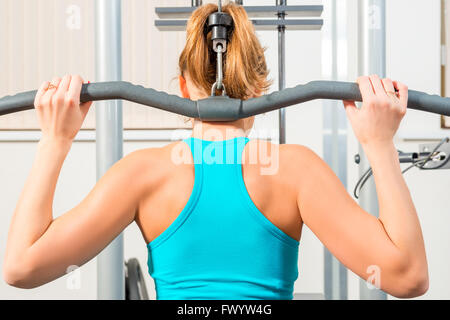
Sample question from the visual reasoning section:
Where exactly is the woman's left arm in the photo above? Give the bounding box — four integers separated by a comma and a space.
3, 75, 152, 288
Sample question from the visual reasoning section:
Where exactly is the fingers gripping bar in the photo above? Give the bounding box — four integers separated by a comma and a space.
0, 81, 449, 121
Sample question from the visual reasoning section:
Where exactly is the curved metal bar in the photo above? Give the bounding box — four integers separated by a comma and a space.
0, 81, 449, 121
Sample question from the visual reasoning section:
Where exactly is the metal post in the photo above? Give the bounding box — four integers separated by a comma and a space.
322, 0, 348, 300
358, 0, 387, 300
95, 0, 124, 300
277, 0, 286, 144
191, 0, 202, 7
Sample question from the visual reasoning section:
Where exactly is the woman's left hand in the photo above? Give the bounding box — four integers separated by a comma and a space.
34, 74, 93, 143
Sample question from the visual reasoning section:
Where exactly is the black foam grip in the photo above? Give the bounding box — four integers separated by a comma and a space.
0, 82, 198, 118
0, 81, 449, 121
242, 81, 450, 117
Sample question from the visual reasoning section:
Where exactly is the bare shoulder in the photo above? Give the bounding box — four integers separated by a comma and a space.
122, 140, 189, 166
281, 143, 328, 181
246, 139, 320, 170
281, 143, 322, 164
121, 138, 211, 176
117, 140, 192, 187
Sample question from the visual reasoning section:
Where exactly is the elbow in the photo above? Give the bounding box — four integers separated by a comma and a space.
3, 260, 38, 289
411, 275, 429, 297
394, 270, 429, 298
388, 258, 429, 298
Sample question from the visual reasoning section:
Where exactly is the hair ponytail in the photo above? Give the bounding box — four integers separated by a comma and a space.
178, 2, 272, 100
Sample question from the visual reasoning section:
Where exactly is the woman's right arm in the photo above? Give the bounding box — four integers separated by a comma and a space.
294, 75, 428, 298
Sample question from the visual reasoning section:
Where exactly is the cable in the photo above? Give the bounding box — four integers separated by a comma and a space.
353, 167, 372, 199
353, 148, 403, 198
416, 137, 450, 170
423, 152, 450, 170
353, 137, 449, 199
354, 157, 427, 199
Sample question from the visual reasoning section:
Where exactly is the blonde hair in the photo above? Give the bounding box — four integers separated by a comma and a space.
178, 2, 272, 100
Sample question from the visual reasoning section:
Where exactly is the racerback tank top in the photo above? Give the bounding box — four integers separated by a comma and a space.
147, 137, 299, 299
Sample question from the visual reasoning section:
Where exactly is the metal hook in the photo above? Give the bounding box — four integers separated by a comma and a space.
216, 43, 224, 89
211, 42, 226, 96
208, 0, 231, 97
211, 82, 227, 96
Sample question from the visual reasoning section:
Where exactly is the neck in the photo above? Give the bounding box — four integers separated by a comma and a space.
191, 119, 250, 141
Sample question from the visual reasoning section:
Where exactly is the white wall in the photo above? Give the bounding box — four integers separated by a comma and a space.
0, 0, 448, 300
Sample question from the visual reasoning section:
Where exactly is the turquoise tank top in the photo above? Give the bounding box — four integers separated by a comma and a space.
147, 137, 299, 300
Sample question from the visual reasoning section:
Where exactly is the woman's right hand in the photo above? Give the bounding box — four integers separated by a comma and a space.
343, 75, 408, 148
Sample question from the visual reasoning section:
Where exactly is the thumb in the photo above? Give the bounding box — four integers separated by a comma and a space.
343, 100, 358, 123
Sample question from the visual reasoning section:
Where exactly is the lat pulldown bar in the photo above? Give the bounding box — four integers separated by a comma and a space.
0, 81, 449, 120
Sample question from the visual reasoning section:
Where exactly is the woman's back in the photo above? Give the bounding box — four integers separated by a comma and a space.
135, 137, 303, 299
